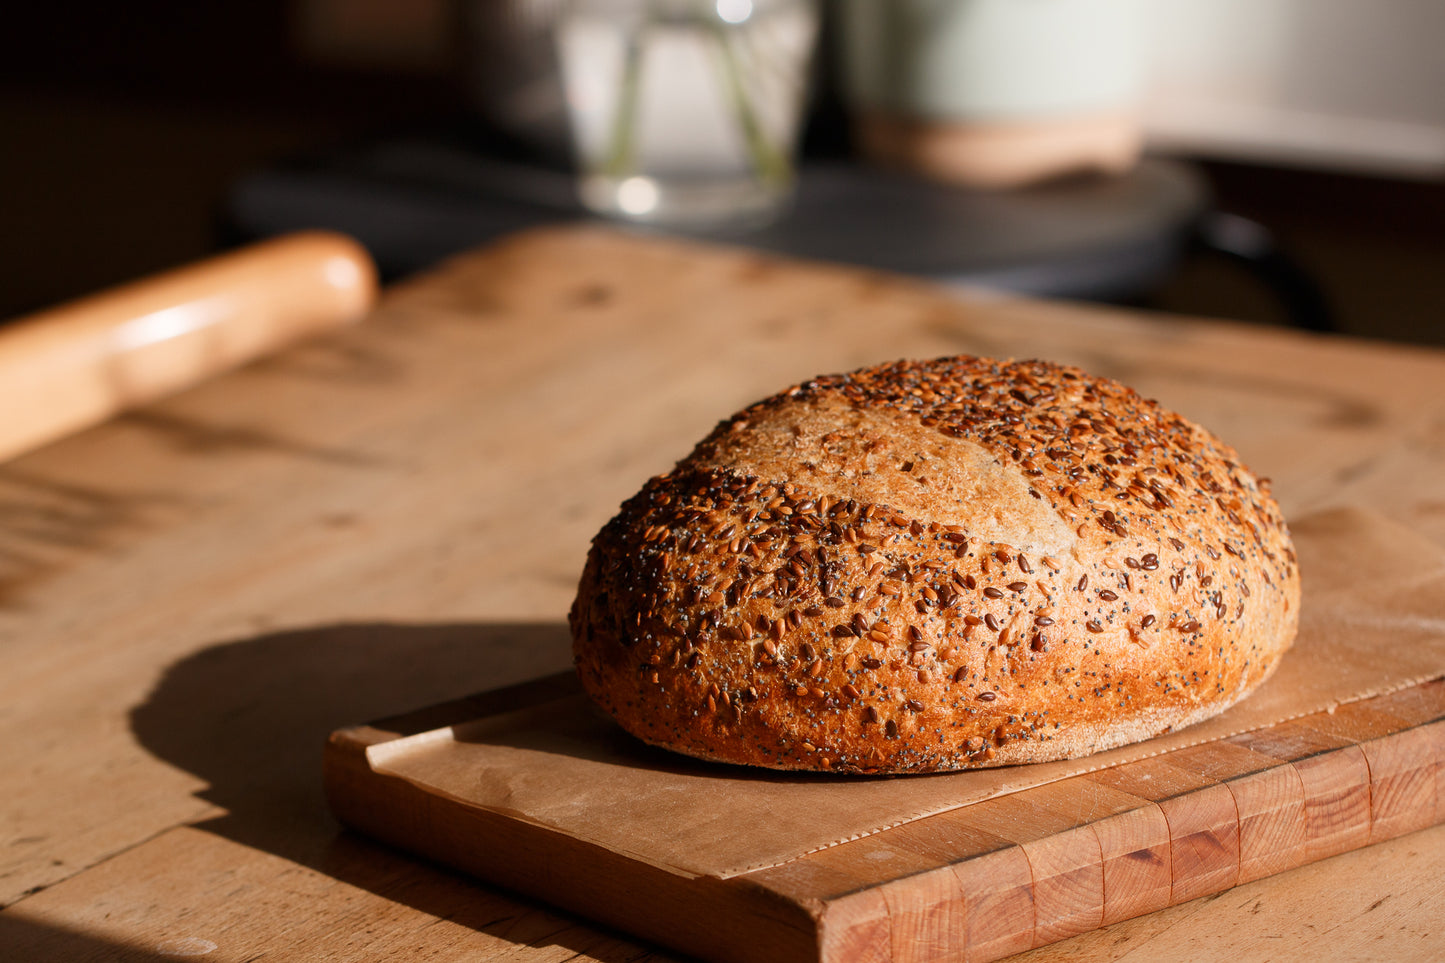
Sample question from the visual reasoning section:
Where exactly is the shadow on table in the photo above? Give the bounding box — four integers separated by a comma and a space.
128, 621, 666, 963
0, 913, 174, 962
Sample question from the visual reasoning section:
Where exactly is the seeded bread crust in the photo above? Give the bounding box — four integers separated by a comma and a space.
570, 356, 1300, 773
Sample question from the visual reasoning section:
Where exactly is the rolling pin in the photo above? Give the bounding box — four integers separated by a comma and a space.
0, 231, 378, 463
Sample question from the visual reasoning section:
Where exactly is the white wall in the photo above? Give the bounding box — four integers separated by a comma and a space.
1139, 0, 1445, 178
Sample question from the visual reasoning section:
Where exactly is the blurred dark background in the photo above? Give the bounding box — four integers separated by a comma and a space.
2, 0, 1441, 343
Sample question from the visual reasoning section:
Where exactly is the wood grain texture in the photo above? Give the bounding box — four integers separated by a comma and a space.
1030, 781, 1169, 929
1293, 746, 1374, 862
1364, 724, 1440, 843
1010, 823, 1445, 963
956, 794, 1107, 951
4, 226, 1445, 962
881, 865, 966, 962
1158, 784, 1240, 905
1091, 804, 1172, 926
3, 825, 665, 963
325, 727, 817, 963
1227, 762, 1310, 883
950, 847, 1035, 962
324, 676, 1445, 963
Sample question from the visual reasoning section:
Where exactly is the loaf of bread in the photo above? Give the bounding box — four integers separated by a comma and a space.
570, 356, 1299, 773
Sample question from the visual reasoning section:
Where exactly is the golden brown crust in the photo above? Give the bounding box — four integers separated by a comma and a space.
570, 356, 1300, 773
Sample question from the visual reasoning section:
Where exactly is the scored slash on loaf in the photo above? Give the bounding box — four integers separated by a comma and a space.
570, 356, 1300, 773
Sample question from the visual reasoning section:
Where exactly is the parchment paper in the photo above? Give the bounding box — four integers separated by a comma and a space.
371, 507, 1445, 879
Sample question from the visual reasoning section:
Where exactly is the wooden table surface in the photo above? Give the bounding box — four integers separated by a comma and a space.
2, 226, 1442, 962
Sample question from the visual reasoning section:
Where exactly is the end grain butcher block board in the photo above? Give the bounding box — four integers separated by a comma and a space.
325, 674, 1445, 963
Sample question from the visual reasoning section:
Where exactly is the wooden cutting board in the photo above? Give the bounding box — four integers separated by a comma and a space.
325, 674, 1444, 963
